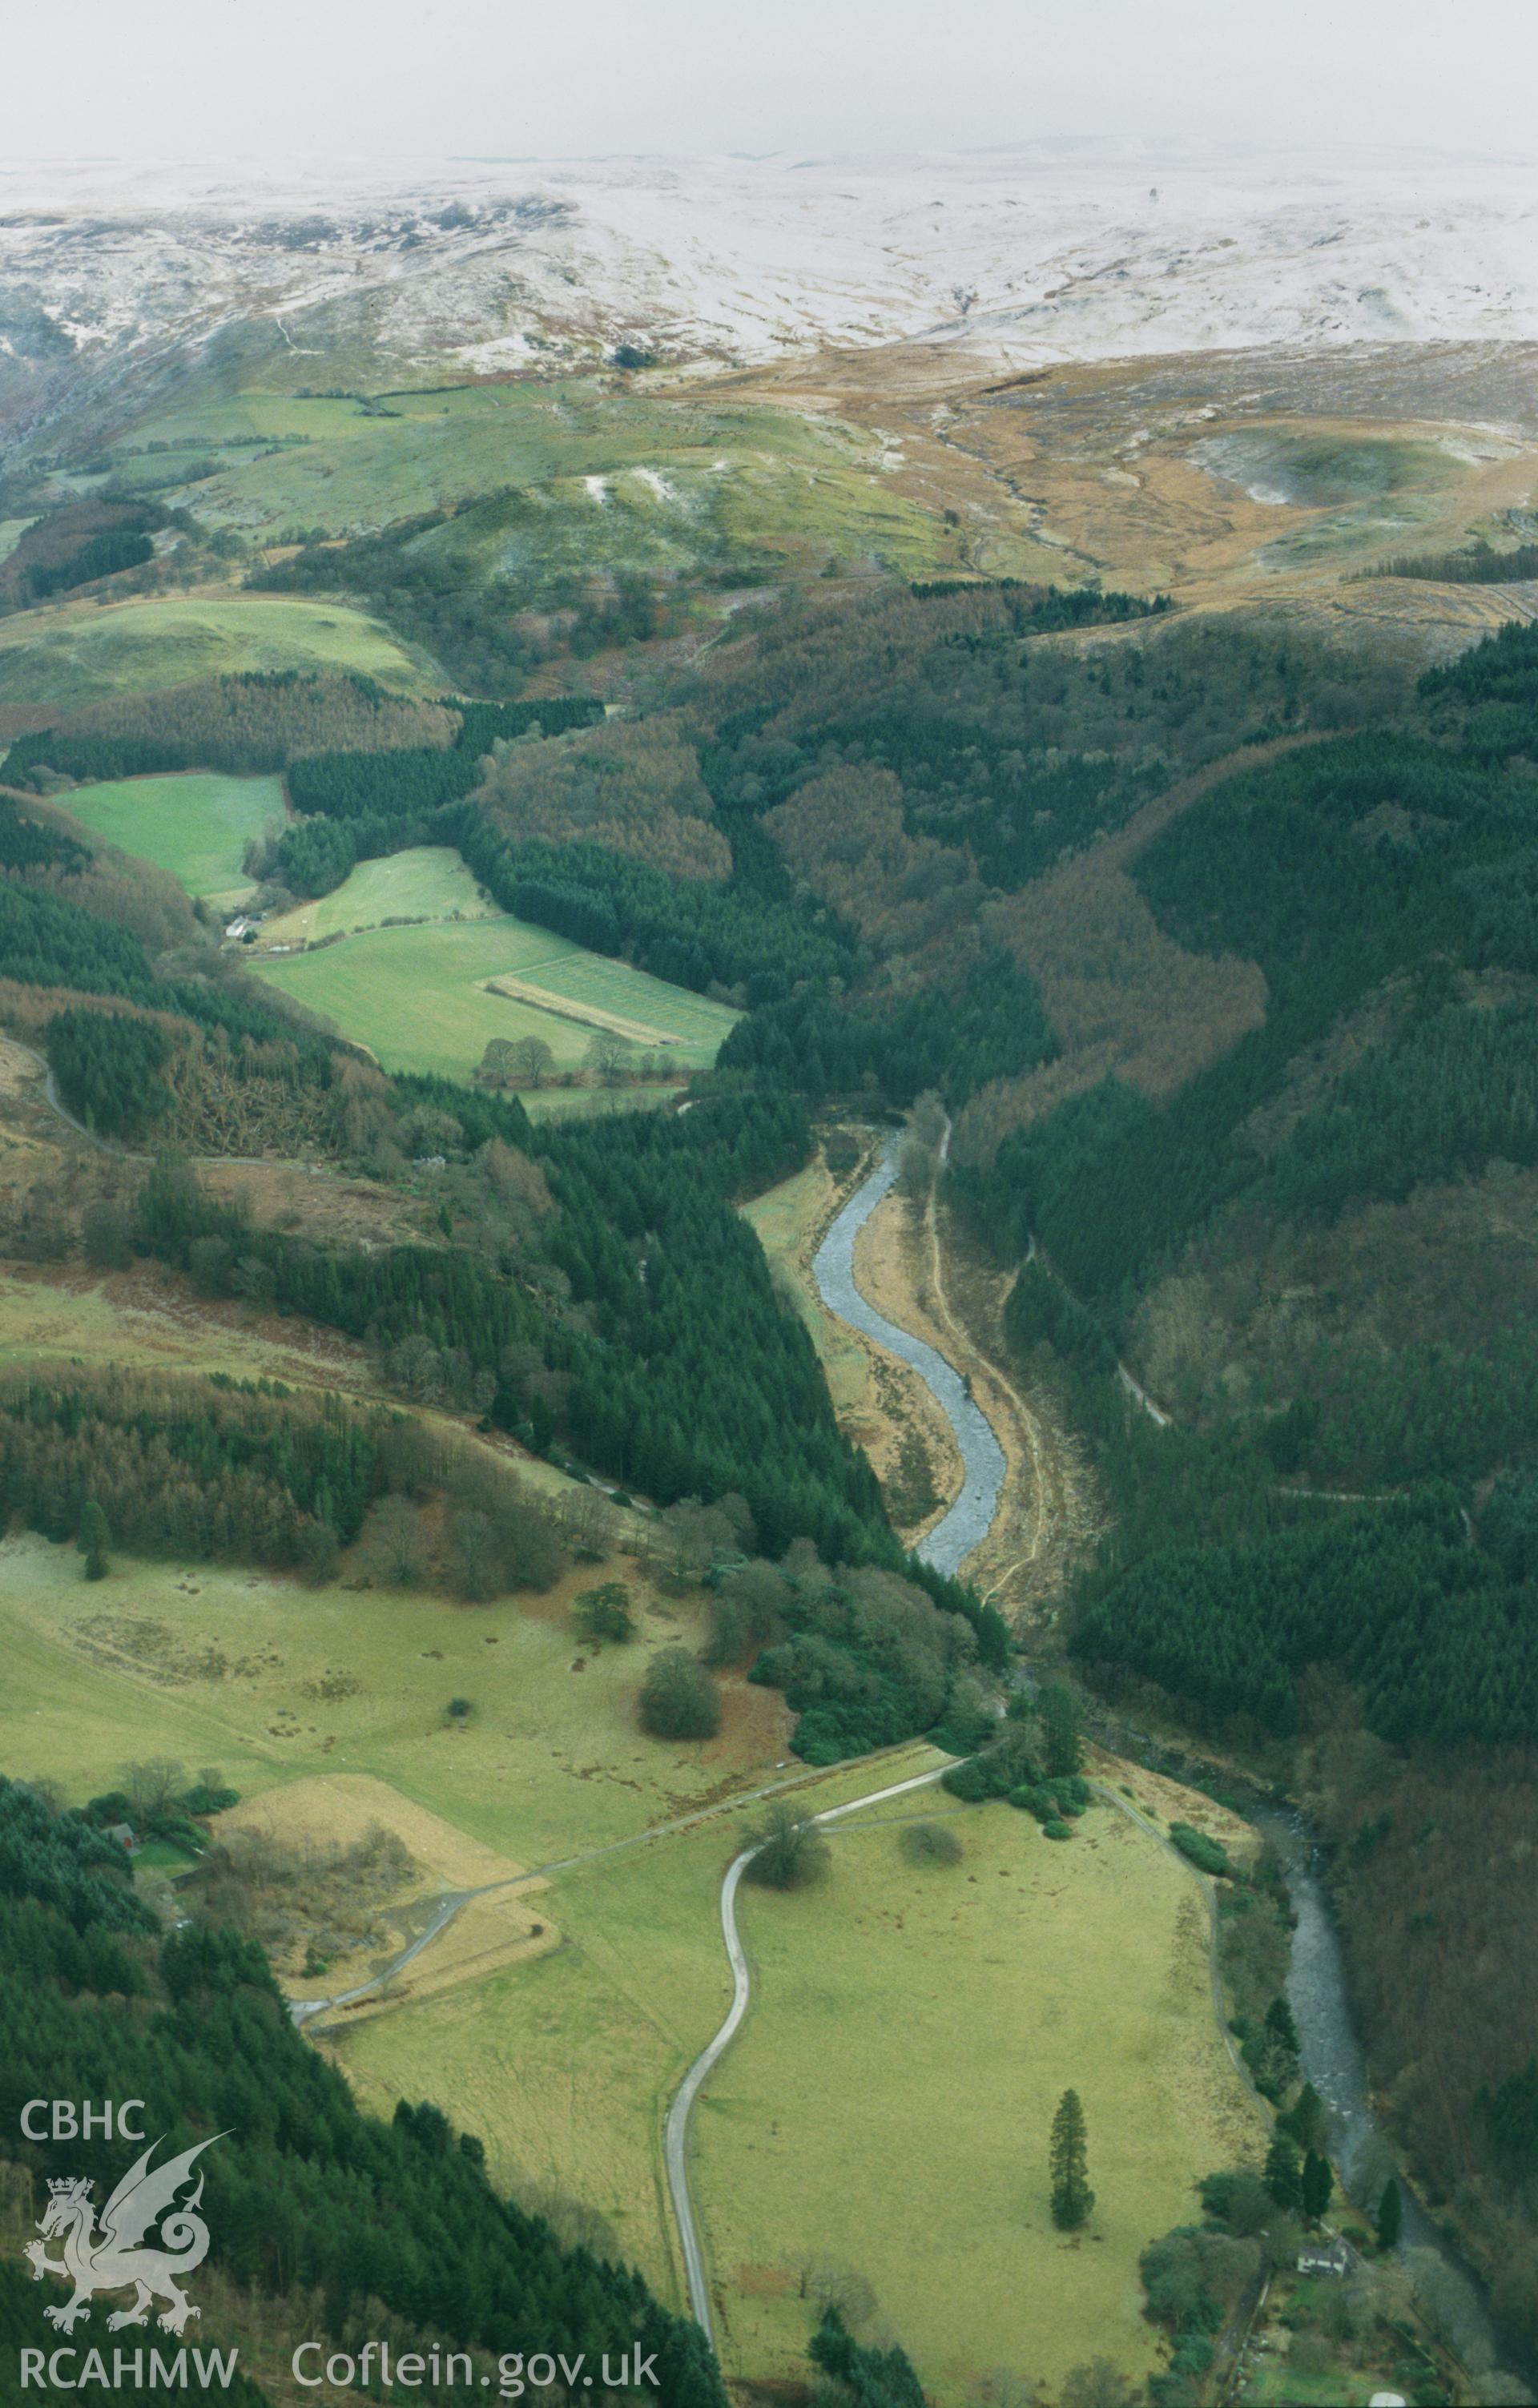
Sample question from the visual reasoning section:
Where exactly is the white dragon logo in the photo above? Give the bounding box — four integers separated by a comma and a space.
24, 2134, 225, 2335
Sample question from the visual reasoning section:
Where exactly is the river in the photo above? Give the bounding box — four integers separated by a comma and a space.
811, 1134, 1005, 1577
810, 1133, 1516, 2387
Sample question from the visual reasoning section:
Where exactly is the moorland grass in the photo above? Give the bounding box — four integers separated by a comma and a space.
0, 594, 433, 709
111, 379, 968, 583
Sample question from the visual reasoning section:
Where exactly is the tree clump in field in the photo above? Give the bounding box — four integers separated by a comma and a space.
1263, 2127, 1302, 2210
360, 1452, 566, 1602
795, 2255, 877, 2329
194, 1818, 420, 1968
899, 1819, 963, 1867
705, 1558, 789, 1665
753, 1553, 1008, 1766
1049, 2088, 1094, 2230
807, 2302, 925, 2405
638, 1646, 721, 1742
364, 1493, 429, 1587
743, 1802, 830, 1891
572, 1582, 635, 1645
1375, 2176, 1403, 2249
1036, 1681, 1085, 1777
1138, 2212, 1263, 2397
1169, 1822, 1230, 1878
586, 1030, 635, 1086
479, 1034, 556, 1089
940, 1724, 1049, 1806
76, 1759, 239, 1861
1301, 2147, 1334, 2225
653, 1492, 752, 1589
1061, 2362, 1137, 2408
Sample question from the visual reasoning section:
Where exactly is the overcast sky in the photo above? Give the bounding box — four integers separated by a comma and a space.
7, 0, 1536, 166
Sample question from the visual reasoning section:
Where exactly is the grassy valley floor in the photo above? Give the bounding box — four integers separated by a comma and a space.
698, 1795, 1258, 2395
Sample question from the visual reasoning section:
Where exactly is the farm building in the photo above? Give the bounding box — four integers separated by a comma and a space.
1296, 2238, 1351, 2277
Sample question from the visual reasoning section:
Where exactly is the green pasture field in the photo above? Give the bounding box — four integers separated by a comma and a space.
334, 1744, 944, 2303
497, 944, 740, 1049
698, 1799, 1259, 2396
252, 912, 739, 1081
0, 1509, 1257, 2398
0, 1529, 786, 1867
0, 594, 433, 709
59, 771, 284, 899
338, 1774, 1258, 2398
260, 845, 501, 944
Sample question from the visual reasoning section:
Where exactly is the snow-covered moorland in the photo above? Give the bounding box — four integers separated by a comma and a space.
2, 140, 1536, 409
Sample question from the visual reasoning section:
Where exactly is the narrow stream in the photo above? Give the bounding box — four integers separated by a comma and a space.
811, 1134, 1005, 1577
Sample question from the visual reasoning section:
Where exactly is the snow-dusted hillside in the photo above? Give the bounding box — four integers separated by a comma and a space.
2, 143, 1536, 445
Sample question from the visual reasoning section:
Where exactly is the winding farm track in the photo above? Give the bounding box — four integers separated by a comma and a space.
918, 1125, 1081, 1589
10, 1039, 94, 1140
288, 1749, 938, 2027
662, 1765, 948, 2342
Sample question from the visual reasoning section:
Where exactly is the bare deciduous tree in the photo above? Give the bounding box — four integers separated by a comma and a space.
511, 1036, 556, 1089
796, 2255, 877, 2328
364, 1496, 429, 1588
585, 1031, 634, 1085
122, 1760, 187, 1823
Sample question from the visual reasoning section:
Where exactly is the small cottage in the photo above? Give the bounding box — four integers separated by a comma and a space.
1296, 2238, 1351, 2278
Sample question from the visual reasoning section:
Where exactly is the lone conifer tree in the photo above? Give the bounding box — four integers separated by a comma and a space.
1301, 2148, 1334, 2225
1282, 2080, 1328, 2156
77, 1500, 110, 1583
1049, 2088, 1094, 2229
1037, 1683, 1084, 1778
1375, 2176, 1403, 2249
1264, 2126, 1302, 2210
